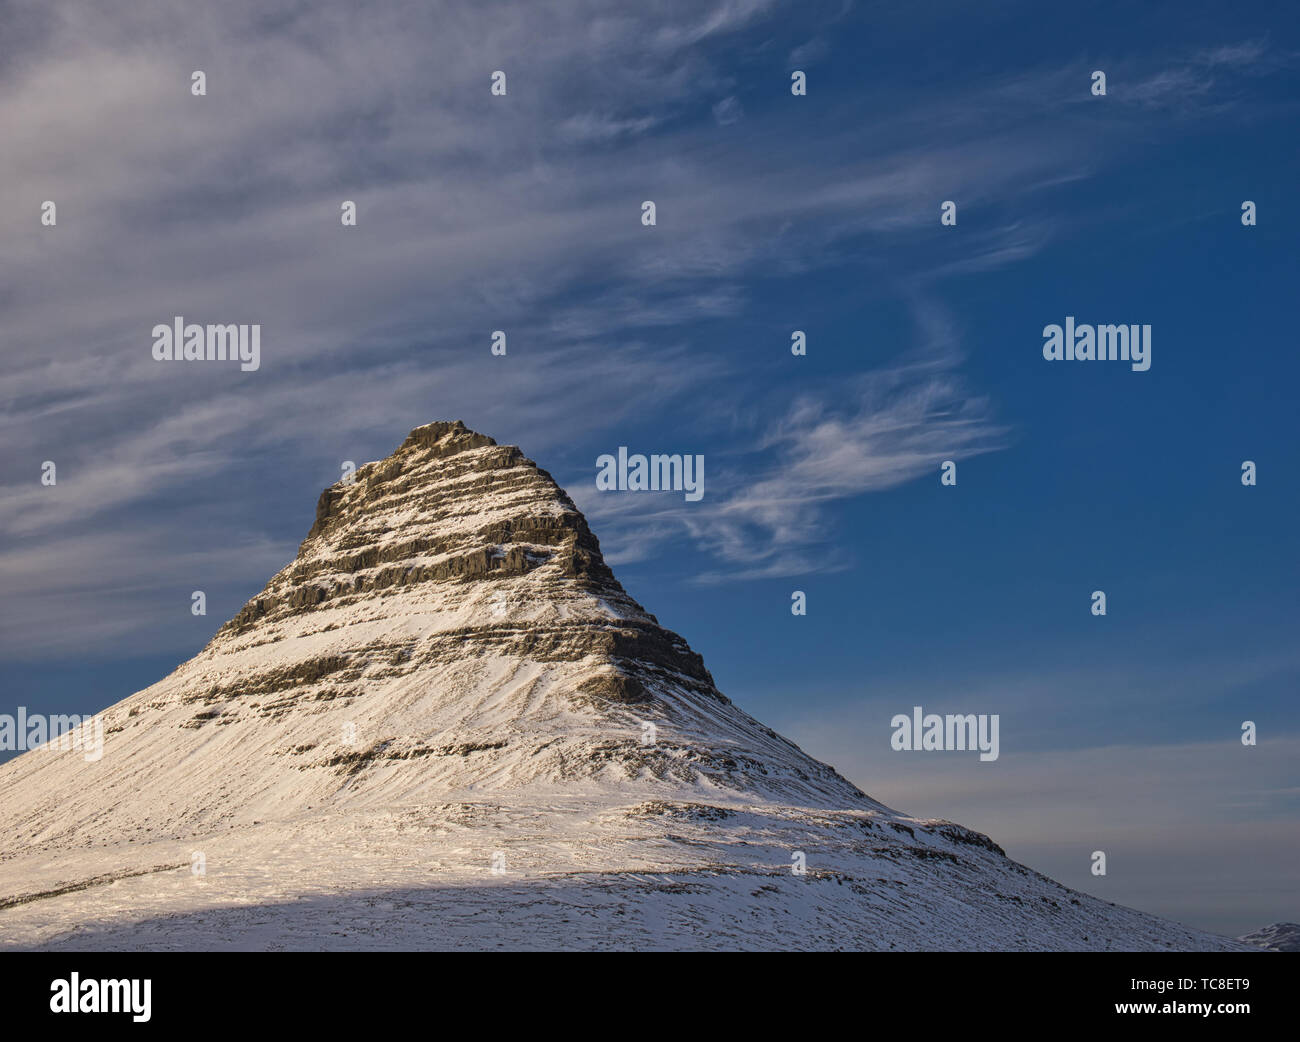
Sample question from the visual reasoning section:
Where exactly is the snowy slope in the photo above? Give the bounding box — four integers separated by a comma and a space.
1238, 923, 1300, 952
0, 422, 1252, 951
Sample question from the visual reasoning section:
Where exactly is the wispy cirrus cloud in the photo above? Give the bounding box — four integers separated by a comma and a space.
1117, 37, 1292, 110
2, 0, 1288, 659
576, 315, 1006, 580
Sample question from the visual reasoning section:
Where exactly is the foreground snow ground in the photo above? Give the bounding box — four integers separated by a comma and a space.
0, 797, 1253, 951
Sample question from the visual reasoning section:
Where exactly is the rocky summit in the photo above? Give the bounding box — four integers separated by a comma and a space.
0, 422, 1253, 950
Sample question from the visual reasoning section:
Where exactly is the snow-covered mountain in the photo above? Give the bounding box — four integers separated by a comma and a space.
1238, 923, 1300, 952
0, 422, 1253, 950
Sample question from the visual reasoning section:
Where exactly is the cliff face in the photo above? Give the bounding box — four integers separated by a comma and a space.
0, 422, 1251, 951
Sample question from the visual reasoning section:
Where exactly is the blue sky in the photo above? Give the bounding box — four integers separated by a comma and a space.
1, 0, 1297, 935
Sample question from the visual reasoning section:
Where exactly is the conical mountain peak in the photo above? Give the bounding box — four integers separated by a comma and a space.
0, 423, 1249, 952
0, 421, 867, 859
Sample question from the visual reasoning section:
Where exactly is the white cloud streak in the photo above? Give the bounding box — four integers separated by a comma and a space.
1, 3, 1277, 657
